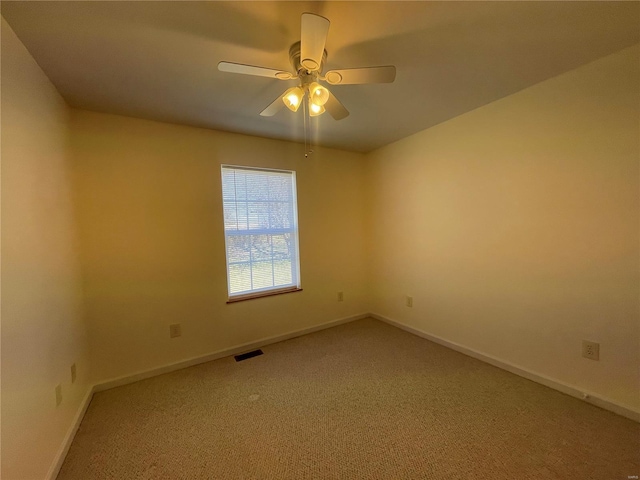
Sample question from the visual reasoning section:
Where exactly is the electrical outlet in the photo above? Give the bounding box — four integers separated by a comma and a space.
71, 363, 77, 384
406, 296, 413, 308
582, 340, 599, 361
55, 385, 62, 406
169, 323, 182, 338
337, 291, 344, 302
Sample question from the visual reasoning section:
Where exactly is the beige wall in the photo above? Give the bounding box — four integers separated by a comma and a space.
69, 110, 369, 383
2, 16, 637, 477
1, 18, 91, 480
366, 45, 640, 411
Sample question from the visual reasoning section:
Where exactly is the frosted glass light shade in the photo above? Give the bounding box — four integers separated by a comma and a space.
283, 87, 304, 112
309, 100, 325, 117
309, 82, 329, 106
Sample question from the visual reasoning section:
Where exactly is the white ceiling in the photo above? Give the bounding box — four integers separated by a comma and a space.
2, 1, 638, 153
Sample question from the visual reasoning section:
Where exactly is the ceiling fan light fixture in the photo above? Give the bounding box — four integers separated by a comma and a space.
309, 82, 329, 106
309, 101, 325, 117
283, 86, 304, 112
219, 13, 395, 124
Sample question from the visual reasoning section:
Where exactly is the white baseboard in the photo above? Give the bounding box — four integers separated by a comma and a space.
46, 385, 95, 480
46, 310, 637, 479
94, 312, 368, 393
47, 313, 367, 478
371, 313, 640, 423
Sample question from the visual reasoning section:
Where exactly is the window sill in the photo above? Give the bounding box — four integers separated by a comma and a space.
226, 287, 302, 304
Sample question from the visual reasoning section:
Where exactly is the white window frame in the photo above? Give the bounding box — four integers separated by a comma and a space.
221, 165, 302, 302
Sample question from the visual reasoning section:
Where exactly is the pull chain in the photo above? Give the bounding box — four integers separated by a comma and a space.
303, 97, 313, 158
303, 99, 308, 157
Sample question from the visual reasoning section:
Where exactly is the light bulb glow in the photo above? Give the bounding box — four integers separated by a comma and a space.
309, 100, 325, 117
282, 87, 304, 112
287, 94, 300, 108
309, 83, 329, 106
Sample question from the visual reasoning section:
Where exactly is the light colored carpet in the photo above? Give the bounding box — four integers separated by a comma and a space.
57, 318, 639, 479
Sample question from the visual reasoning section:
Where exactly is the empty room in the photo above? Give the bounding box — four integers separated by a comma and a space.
1, 1, 639, 479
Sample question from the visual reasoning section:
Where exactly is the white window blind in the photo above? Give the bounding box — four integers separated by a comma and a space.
221, 165, 301, 298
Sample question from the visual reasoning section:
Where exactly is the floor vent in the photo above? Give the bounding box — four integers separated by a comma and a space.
234, 349, 264, 362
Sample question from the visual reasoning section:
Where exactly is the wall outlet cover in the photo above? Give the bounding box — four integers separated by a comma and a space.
71, 363, 77, 383
337, 291, 344, 302
582, 340, 600, 361
169, 323, 182, 338
406, 296, 413, 308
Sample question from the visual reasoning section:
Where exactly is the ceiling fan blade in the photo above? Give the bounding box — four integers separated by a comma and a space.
325, 91, 349, 120
260, 92, 286, 117
324, 66, 396, 85
218, 62, 293, 80
300, 13, 330, 72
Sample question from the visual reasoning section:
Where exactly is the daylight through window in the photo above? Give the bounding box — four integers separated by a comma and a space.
221, 165, 301, 300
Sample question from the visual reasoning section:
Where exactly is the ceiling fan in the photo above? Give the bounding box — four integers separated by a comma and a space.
218, 12, 396, 121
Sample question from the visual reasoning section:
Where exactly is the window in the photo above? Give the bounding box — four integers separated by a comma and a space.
221, 165, 301, 301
